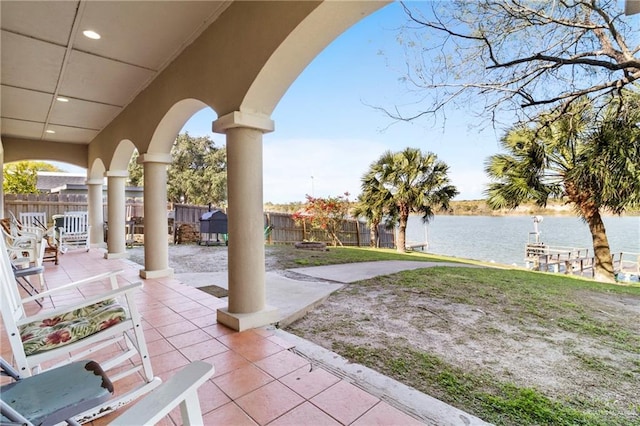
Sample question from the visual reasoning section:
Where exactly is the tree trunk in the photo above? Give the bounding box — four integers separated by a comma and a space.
565, 181, 615, 283
370, 219, 380, 248
585, 211, 615, 283
397, 214, 408, 253
329, 231, 343, 247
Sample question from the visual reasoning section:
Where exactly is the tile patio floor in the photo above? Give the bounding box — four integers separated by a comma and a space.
1, 248, 425, 425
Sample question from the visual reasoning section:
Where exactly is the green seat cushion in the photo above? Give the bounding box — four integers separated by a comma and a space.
19, 300, 127, 356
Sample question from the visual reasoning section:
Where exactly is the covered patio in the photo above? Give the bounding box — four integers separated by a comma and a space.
1, 248, 426, 425
0, 3, 444, 423
0, 0, 389, 332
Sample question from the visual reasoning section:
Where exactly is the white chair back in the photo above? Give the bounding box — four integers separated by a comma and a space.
20, 212, 48, 230
59, 211, 90, 252
63, 211, 89, 236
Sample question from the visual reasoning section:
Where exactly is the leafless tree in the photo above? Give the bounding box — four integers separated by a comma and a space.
388, 0, 640, 126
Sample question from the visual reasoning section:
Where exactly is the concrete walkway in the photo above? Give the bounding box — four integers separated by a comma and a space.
178, 260, 477, 326
291, 260, 470, 283
177, 260, 456, 326
177, 270, 343, 327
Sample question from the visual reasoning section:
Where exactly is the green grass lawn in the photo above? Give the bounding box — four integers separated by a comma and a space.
267, 244, 471, 269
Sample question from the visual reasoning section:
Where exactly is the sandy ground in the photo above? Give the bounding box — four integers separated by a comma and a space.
289, 281, 639, 413
127, 243, 282, 274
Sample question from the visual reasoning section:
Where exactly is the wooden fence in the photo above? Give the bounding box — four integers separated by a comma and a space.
173, 204, 211, 225
4, 195, 395, 248
4, 194, 144, 225
264, 212, 395, 248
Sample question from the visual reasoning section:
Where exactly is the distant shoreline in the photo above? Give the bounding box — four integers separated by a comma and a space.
442, 200, 640, 217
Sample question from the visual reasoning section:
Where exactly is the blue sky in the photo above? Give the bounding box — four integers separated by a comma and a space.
183, 2, 505, 203
57, 2, 506, 203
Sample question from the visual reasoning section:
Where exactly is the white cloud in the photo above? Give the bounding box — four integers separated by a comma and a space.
448, 168, 489, 200
263, 137, 388, 203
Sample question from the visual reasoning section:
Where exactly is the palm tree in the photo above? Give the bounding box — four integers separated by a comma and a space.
352, 187, 397, 248
485, 94, 640, 282
361, 148, 458, 253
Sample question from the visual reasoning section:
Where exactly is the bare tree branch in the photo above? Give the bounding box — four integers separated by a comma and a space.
385, 0, 640, 126
487, 53, 640, 72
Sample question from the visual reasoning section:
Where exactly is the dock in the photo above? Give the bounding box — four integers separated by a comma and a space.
522, 215, 639, 281
525, 243, 639, 280
525, 244, 592, 274
406, 241, 429, 251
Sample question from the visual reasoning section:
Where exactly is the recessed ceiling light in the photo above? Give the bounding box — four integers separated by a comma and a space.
83, 30, 101, 40
56, 97, 69, 102
45, 129, 56, 134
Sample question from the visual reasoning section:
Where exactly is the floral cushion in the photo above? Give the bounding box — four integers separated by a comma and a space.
19, 300, 127, 356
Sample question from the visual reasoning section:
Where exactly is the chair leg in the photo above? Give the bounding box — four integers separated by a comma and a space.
12, 263, 49, 306
1, 399, 30, 424
14, 275, 43, 307
124, 293, 155, 383
180, 390, 205, 426
38, 272, 46, 292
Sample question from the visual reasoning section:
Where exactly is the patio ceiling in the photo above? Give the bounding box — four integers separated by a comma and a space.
0, 1, 230, 145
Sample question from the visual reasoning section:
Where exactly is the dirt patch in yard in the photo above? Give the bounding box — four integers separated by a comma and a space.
287, 268, 640, 424
126, 243, 285, 274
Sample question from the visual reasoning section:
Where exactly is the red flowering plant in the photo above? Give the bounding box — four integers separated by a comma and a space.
291, 210, 313, 241
293, 193, 350, 246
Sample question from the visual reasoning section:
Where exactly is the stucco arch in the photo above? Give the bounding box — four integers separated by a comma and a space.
2, 137, 87, 167
241, 1, 389, 116
88, 2, 387, 163
88, 158, 106, 181
147, 99, 211, 155
110, 139, 137, 171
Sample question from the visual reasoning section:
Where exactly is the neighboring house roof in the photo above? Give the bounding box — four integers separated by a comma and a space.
37, 172, 88, 192
36, 172, 142, 197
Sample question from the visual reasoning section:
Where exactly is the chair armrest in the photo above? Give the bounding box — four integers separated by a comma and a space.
17, 281, 144, 326
21, 270, 125, 303
110, 361, 214, 426
8, 234, 37, 246
19, 226, 45, 238
14, 228, 41, 239
13, 265, 44, 278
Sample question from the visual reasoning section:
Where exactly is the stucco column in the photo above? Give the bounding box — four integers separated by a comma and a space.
86, 178, 105, 248
139, 153, 173, 279
213, 111, 278, 331
104, 171, 127, 259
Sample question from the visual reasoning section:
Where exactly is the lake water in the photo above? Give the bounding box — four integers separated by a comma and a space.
405, 215, 640, 267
